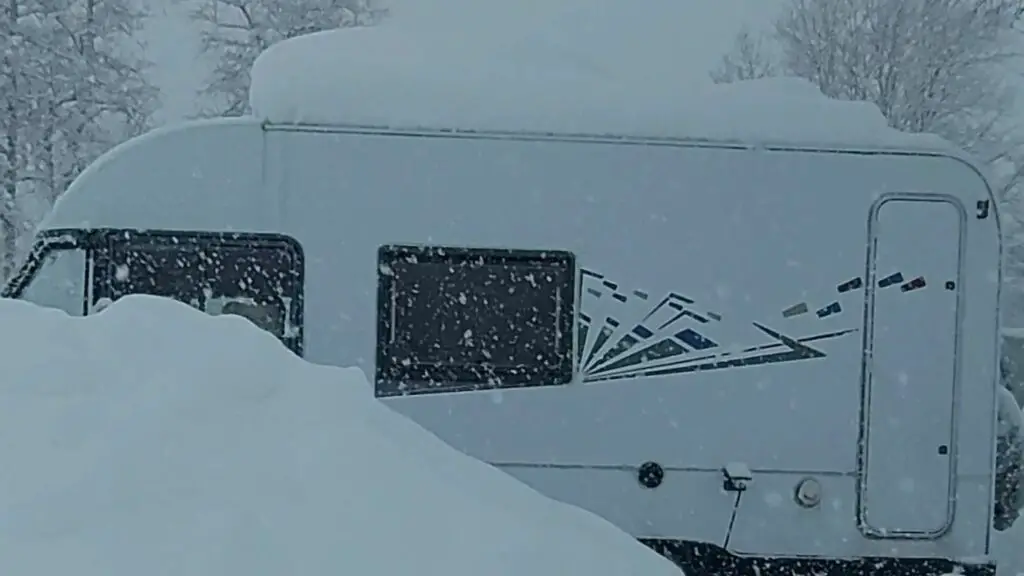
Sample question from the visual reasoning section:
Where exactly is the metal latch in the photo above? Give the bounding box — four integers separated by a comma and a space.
722, 461, 752, 492
722, 462, 753, 550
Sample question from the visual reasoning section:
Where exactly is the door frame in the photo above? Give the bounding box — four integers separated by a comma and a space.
856, 192, 967, 539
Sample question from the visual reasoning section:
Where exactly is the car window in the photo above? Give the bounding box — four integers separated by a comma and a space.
17, 248, 87, 316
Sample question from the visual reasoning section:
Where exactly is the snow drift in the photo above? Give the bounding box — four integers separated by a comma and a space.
0, 296, 680, 576
249, 0, 948, 149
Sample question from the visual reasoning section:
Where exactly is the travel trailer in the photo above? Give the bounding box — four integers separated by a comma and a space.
4, 113, 1015, 575
2, 27, 1018, 576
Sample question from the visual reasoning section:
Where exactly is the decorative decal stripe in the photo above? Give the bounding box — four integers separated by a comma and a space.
782, 270, 928, 320
585, 328, 859, 383
878, 272, 904, 288
782, 302, 808, 318
575, 266, 931, 383
837, 277, 863, 293
901, 276, 926, 292
816, 301, 841, 318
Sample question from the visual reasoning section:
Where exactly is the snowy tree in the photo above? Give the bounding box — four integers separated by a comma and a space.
709, 26, 777, 84
1, 26, 15, 277
711, 0, 1024, 320
0, 0, 158, 279
714, 0, 1023, 149
1, 0, 57, 278
191, 0, 386, 117
34, 0, 158, 195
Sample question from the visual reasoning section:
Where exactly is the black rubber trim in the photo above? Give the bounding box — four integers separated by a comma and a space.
641, 539, 996, 576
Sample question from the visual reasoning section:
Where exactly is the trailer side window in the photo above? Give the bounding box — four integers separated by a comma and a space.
91, 230, 305, 355
375, 245, 576, 396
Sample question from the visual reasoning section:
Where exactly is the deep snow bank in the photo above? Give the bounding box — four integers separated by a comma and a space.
249, 0, 947, 149
0, 295, 679, 576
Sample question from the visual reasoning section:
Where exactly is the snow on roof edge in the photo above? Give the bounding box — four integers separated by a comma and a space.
40, 116, 263, 233
249, 27, 956, 152
261, 119, 964, 156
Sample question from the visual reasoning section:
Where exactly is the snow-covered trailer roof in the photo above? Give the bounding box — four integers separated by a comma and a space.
247, 4, 954, 153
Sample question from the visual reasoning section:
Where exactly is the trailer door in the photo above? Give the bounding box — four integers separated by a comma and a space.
859, 196, 963, 538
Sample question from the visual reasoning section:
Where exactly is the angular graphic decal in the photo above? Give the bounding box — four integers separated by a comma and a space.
577, 267, 929, 383
816, 301, 842, 318
782, 302, 809, 318
900, 276, 926, 292
878, 272, 904, 288
837, 277, 863, 293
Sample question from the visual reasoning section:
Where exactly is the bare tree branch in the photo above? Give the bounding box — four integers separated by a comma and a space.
710, 26, 778, 84
0, 0, 158, 278
191, 0, 386, 118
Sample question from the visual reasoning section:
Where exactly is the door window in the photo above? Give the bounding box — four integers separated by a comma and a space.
14, 247, 87, 316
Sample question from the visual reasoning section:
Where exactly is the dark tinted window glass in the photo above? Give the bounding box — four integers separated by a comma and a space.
392, 261, 565, 367
376, 245, 576, 396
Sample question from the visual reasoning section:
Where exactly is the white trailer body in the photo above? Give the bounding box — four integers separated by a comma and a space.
2, 113, 1006, 576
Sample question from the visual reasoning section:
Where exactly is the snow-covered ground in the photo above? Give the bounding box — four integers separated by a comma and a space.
996, 515, 1024, 575
0, 296, 680, 575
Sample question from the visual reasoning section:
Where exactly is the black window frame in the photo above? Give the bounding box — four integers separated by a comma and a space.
4, 228, 306, 355
375, 243, 577, 397
2, 228, 95, 313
